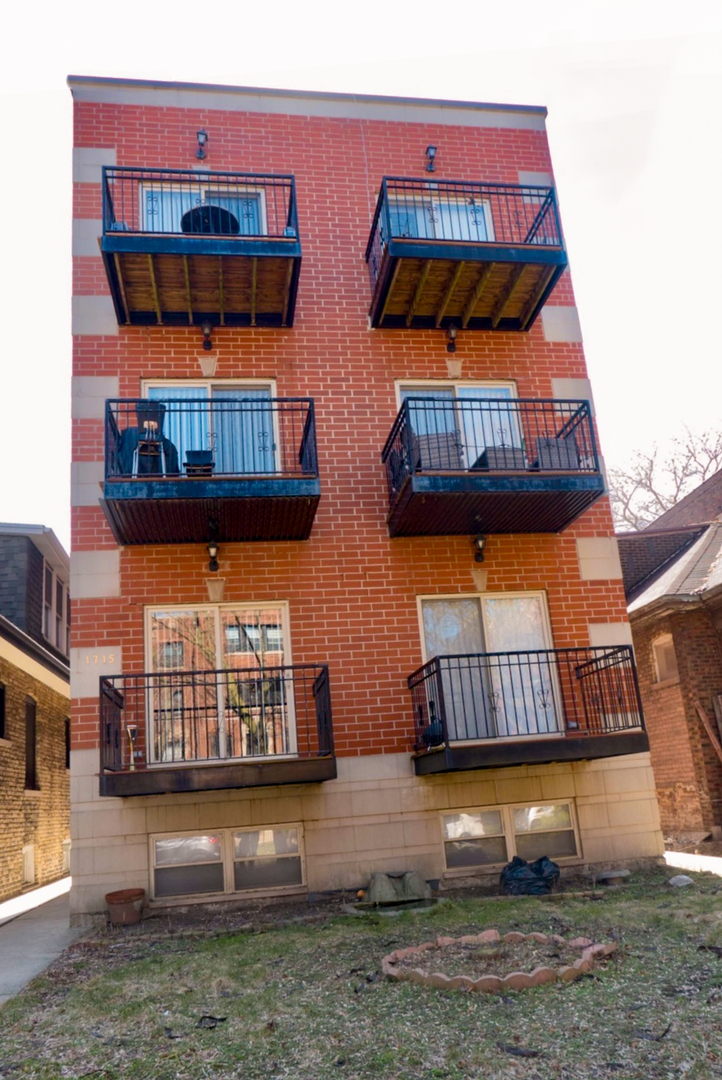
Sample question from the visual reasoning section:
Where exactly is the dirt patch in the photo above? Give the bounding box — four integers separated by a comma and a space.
393, 934, 588, 979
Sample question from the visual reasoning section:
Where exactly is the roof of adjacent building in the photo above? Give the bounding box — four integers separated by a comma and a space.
648, 468, 722, 531
0, 523, 69, 580
624, 522, 722, 616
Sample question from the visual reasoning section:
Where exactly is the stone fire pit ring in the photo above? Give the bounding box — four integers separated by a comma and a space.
382, 930, 616, 993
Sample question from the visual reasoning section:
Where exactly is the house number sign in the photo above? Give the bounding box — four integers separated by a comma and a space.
82, 653, 116, 666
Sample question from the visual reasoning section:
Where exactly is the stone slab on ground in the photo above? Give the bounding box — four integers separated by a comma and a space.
0, 895, 84, 1006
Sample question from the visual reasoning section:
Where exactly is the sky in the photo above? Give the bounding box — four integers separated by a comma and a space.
1, 0, 721, 552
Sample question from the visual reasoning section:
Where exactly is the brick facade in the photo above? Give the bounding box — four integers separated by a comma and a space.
69, 78, 662, 919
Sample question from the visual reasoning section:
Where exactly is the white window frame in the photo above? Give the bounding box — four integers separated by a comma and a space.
142, 379, 281, 476
148, 823, 306, 905
394, 379, 517, 410
416, 591, 562, 744
140, 181, 269, 236
144, 601, 296, 765
387, 193, 495, 244
440, 800, 581, 878
43, 560, 69, 657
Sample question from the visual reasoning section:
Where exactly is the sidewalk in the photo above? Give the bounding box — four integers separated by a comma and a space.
0, 889, 84, 1007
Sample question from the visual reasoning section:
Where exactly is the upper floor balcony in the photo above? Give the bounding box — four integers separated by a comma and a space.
382, 397, 604, 537
101, 397, 319, 545
366, 178, 567, 331
409, 646, 648, 776
100, 168, 301, 327
99, 663, 335, 797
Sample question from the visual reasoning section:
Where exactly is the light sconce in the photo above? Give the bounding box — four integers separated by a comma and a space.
200, 320, 214, 351
425, 145, 437, 172
207, 540, 220, 573
446, 324, 459, 353
473, 534, 486, 563
196, 129, 208, 160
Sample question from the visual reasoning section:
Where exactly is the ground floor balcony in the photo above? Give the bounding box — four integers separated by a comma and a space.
101, 397, 319, 544
99, 664, 335, 796
383, 397, 604, 536
408, 646, 648, 776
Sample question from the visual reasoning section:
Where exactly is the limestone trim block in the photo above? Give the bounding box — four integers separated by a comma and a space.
588, 622, 633, 648
576, 537, 623, 581
541, 305, 583, 343
71, 461, 104, 507
73, 147, 117, 183
72, 296, 119, 337
72, 375, 120, 420
72, 219, 103, 257
551, 378, 595, 414
70, 549, 120, 599
71, 645, 122, 700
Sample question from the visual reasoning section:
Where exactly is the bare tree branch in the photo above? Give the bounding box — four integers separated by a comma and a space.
609, 427, 722, 531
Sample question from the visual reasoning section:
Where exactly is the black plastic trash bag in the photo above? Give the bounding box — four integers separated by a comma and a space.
499, 855, 560, 896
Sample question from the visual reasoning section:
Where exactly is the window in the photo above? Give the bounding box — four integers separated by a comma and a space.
399, 382, 520, 470
441, 802, 579, 873
388, 196, 494, 243
419, 592, 559, 741
0, 682, 5, 740
22, 845, 35, 885
144, 381, 277, 477
653, 634, 679, 684
151, 825, 304, 900
147, 604, 293, 764
142, 184, 267, 237
43, 562, 69, 656
65, 717, 71, 769
25, 697, 38, 790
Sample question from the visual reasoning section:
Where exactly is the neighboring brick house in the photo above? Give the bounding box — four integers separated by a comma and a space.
68, 75, 663, 922
0, 524, 71, 902
618, 472, 722, 836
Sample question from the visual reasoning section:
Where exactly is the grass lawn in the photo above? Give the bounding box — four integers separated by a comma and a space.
2, 868, 722, 1079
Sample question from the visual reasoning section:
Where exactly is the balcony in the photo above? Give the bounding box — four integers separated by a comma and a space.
366, 178, 567, 331
409, 646, 648, 776
382, 397, 603, 537
99, 664, 335, 796
100, 168, 301, 327
101, 397, 320, 545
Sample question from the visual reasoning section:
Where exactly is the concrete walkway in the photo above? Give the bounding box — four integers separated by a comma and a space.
0, 893, 84, 1006
664, 849, 722, 878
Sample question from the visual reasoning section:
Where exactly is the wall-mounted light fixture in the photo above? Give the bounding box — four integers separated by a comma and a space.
473, 534, 486, 563
207, 540, 220, 573
425, 145, 437, 172
446, 324, 459, 353
196, 129, 208, 160
200, 320, 214, 351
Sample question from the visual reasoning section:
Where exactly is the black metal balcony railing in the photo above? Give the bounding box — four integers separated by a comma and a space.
408, 647, 644, 751
100, 664, 333, 773
102, 167, 299, 240
366, 177, 564, 293
105, 398, 317, 481
382, 398, 598, 505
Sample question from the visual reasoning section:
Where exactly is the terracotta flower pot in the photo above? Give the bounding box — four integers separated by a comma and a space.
105, 888, 145, 926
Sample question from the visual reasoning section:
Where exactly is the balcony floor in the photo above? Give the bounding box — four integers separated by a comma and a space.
100, 754, 337, 797
101, 477, 320, 544
388, 472, 604, 536
370, 241, 567, 331
414, 730, 649, 776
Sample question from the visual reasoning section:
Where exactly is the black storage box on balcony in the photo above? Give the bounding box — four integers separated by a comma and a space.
535, 436, 579, 470
472, 446, 528, 471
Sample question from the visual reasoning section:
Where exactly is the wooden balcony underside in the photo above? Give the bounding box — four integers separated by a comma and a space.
371, 244, 566, 331
102, 246, 301, 327
414, 730, 649, 776
101, 479, 320, 544
388, 473, 604, 537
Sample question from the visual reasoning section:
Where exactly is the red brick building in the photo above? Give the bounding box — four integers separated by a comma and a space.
69, 76, 662, 920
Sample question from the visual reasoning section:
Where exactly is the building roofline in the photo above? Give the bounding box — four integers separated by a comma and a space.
0, 613, 70, 684
66, 75, 547, 118
0, 522, 69, 577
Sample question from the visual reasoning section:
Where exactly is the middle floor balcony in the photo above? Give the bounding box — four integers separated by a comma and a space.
382, 397, 604, 536
409, 646, 648, 776
99, 663, 335, 797
101, 397, 320, 545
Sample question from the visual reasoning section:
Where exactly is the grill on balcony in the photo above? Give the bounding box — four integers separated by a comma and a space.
409, 646, 648, 775
99, 664, 334, 796
101, 397, 320, 544
101, 167, 301, 326
366, 178, 567, 331
382, 397, 603, 536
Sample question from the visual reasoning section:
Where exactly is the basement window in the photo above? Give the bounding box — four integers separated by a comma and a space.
441, 801, 579, 873
653, 634, 679, 684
